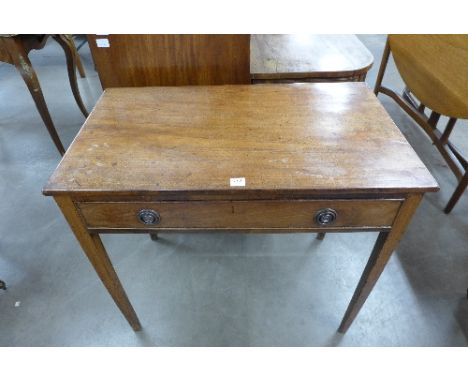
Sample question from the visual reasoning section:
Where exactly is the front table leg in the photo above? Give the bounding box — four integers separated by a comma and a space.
338, 194, 422, 333
54, 196, 141, 331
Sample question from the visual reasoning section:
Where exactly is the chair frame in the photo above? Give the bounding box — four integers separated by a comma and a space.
0, 34, 89, 155
374, 38, 468, 213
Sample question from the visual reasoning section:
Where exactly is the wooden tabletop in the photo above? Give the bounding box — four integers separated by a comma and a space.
44, 83, 437, 197
250, 35, 374, 80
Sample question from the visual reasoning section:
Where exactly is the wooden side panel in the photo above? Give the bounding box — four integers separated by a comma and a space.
88, 34, 251, 88
77, 199, 402, 230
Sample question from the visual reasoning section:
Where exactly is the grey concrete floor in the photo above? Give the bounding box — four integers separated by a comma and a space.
0, 35, 467, 346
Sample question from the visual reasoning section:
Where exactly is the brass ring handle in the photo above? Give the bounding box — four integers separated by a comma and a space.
315, 208, 337, 226
137, 209, 160, 225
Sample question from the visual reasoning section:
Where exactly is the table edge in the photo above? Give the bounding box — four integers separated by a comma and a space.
42, 185, 439, 198
250, 63, 374, 80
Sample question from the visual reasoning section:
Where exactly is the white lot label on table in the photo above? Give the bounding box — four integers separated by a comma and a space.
96, 38, 110, 48
230, 177, 246, 187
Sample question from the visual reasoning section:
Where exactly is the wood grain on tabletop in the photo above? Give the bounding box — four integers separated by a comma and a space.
43, 83, 438, 196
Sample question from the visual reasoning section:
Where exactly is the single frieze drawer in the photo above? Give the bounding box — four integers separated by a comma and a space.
77, 199, 403, 230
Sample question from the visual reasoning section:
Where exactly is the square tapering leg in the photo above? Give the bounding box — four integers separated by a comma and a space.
338, 194, 422, 333
54, 196, 141, 331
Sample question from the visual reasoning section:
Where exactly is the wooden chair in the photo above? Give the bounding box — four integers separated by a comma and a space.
88, 34, 251, 88
374, 35, 468, 213
0, 34, 89, 155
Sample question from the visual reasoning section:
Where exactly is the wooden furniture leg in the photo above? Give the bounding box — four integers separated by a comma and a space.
54, 196, 141, 331
70, 36, 86, 78
316, 232, 326, 240
444, 172, 468, 213
75, 52, 86, 78
375, 36, 467, 213
373, 38, 390, 96
53, 35, 89, 118
150, 233, 159, 241
338, 194, 422, 333
3, 37, 66, 155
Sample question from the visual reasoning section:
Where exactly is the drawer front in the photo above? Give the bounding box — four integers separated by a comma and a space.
77, 200, 402, 230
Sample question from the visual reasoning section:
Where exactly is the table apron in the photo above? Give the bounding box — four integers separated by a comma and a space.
76, 199, 403, 231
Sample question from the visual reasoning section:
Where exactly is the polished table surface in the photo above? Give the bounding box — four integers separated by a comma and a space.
250, 35, 374, 82
44, 83, 438, 333
45, 83, 434, 195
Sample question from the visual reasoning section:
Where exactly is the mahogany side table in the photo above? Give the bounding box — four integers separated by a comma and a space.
43, 83, 438, 333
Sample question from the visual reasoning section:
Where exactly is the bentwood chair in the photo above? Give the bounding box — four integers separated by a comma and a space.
0, 34, 89, 155
374, 35, 468, 213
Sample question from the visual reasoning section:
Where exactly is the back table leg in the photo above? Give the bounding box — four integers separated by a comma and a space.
54, 196, 141, 331
338, 194, 422, 333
